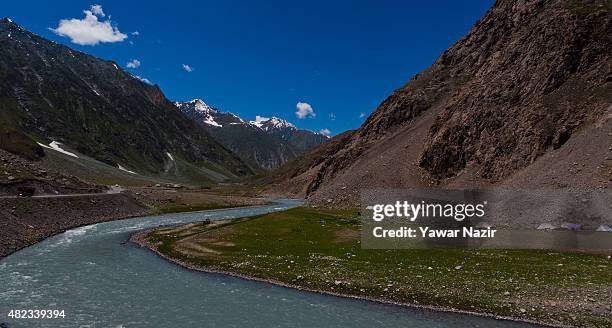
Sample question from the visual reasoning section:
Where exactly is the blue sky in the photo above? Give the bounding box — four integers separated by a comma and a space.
1, 1, 494, 135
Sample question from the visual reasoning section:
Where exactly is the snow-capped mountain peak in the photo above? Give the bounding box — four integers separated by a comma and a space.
174, 98, 328, 170
178, 99, 216, 113
267, 117, 296, 130
174, 99, 222, 127
250, 116, 296, 132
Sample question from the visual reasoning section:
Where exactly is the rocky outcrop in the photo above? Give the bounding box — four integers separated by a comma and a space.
419, 0, 611, 180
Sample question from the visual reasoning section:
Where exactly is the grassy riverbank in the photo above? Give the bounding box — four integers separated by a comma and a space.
140, 207, 612, 328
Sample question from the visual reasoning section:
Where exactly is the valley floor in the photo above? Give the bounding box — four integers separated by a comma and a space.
0, 185, 267, 258
135, 207, 612, 328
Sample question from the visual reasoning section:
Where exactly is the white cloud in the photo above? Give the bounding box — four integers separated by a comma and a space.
295, 102, 315, 119
329, 112, 336, 120
126, 59, 140, 68
250, 116, 271, 128
90, 4, 105, 17
254, 115, 269, 123
182, 64, 194, 72
359, 112, 366, 118
319, 128, 331, 136
131, 31, 140, 36
51, 5, 127, 46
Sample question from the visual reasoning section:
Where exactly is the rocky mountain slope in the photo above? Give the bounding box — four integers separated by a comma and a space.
175, 99, 328, 171
255, 130, 355, 196
0, 148, 101, 196
265, 0, 612, 206
0, 18, 251, 182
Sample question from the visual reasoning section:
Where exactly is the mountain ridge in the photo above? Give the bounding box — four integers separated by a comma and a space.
0, 18, 252, 183
175, 99, 328, 171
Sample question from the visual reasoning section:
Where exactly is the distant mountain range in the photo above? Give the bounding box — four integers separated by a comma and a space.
0, 16, 328, 182
175, 99, 328, 171
2, 17, 340, 185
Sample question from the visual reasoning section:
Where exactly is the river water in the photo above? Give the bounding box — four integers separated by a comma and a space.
0, 200, 538, 327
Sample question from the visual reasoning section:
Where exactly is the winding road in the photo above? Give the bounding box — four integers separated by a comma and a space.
0, 185, 123, 199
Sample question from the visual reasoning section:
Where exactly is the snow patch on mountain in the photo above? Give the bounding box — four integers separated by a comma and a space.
203, 116, 222, 127
128, 73, 153, 85
117, 164, 137, 175
37, 141, 79, 158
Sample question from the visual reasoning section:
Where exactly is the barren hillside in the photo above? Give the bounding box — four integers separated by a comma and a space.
264, 0, 612, 207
